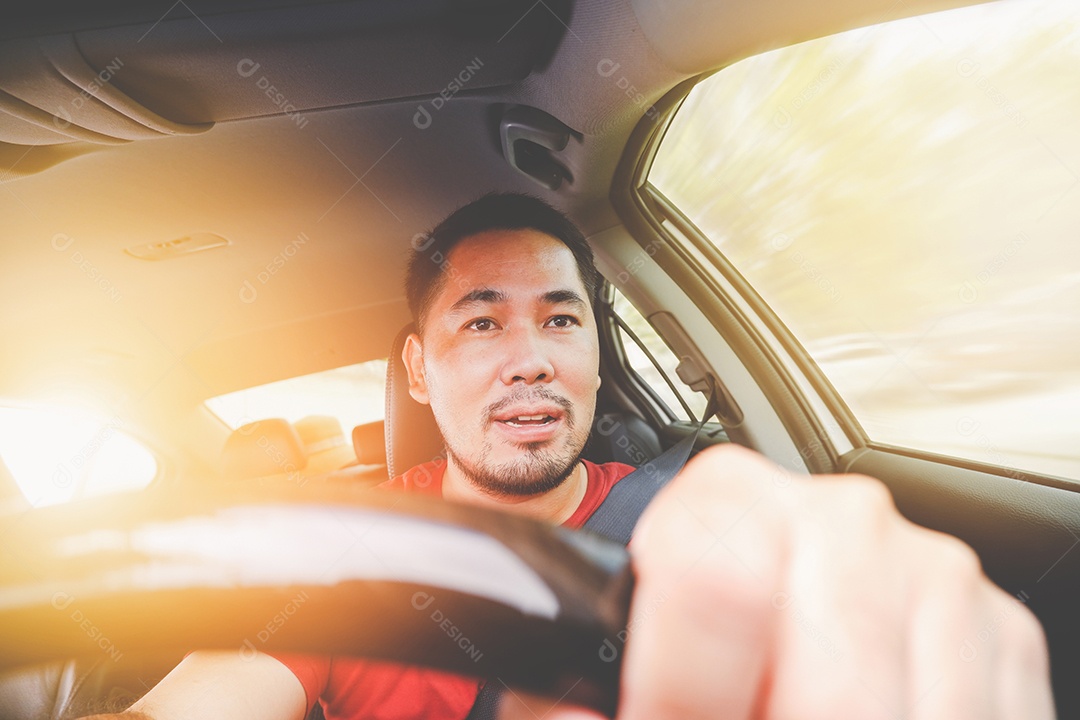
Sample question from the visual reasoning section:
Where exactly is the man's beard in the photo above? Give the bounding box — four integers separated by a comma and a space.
442, 387, 588, 498
446, 442, 583, 498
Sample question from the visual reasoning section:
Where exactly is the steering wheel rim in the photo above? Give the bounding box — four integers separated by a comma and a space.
0, 484, 633, 716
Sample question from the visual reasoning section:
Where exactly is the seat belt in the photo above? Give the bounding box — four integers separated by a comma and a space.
581, 373, 720, 544
467, 383, 719, 719
576, 418, 703, 544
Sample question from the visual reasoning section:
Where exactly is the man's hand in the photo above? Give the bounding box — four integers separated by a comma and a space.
501, 445, 1055, 720
84, 650, 308, 720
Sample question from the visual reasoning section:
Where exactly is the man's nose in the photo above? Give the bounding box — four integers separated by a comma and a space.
499, 327, 555, 385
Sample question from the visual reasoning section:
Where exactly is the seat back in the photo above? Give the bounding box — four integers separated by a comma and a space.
221, 418, 306, 481
352, 420, 386, 466
384, 324, 444, 479
293, 415, 357, 474
583, 412, 663, 467
0, 651, 185, 720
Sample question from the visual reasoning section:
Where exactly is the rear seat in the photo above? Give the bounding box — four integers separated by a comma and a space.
221, 418, 308, 485
350, 419, 385, 467
220, 416, 387, 487
318, 419, 387, 485
294, 415, 362, 475
584, 411, 663, 467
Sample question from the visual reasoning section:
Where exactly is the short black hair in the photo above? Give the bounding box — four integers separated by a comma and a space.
405, 193, 602, 333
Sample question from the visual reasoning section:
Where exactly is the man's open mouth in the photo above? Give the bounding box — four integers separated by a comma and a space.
490, 403, 568, 437
498, 414, 558, 428
486, 395, 573, 443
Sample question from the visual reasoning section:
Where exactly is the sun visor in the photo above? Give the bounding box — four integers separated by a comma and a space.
0, 0, 569, 152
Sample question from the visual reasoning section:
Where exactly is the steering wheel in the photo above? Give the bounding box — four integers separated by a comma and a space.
0, 484, 633, 716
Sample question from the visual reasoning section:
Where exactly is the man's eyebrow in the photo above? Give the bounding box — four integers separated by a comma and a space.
449, 288, 507, 312
541, 289, 588, 309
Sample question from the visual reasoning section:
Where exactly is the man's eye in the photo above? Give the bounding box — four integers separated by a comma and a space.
466, 318, 497, 332
545, 315, 579, 328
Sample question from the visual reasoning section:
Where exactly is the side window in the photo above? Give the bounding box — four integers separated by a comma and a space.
648, 0, 1080, 480
0, 406, 159, 508
610, 289, 709, 423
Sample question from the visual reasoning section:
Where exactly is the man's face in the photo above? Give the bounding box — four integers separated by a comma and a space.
404, 229, 601, 497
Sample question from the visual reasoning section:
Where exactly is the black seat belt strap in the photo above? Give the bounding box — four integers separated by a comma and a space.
582, 374, 719, 543
579, 420, 700, 544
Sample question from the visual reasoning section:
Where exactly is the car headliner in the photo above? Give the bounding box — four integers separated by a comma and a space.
0, 0, 981, 415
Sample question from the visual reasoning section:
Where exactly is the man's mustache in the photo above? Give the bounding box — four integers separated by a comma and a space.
484, 387, 574, 428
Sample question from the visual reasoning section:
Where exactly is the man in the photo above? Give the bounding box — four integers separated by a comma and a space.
90, 194, 1053, 720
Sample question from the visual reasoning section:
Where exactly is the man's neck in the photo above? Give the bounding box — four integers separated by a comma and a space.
441, 461, 589, 525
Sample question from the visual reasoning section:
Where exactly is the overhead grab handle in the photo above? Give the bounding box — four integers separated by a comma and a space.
499, 105, 573, 191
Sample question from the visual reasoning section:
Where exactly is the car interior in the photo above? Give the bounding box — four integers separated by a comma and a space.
1, 0, 1078, 717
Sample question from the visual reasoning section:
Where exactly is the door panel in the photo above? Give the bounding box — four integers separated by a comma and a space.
841, 447, 1080, 717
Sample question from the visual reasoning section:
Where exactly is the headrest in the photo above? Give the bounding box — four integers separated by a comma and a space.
293, 415, 357, 474
293, 415, 344, 453
384, 324, 445, 479
221, 418, 306, 480
352, 420, 386, 466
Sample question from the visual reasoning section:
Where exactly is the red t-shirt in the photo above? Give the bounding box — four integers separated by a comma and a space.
274, 458, 634, 720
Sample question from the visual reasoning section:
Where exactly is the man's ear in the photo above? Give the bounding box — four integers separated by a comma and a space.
402, 332, 430, 404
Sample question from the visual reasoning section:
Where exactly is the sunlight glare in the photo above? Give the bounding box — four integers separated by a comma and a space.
0, 405, 157, 508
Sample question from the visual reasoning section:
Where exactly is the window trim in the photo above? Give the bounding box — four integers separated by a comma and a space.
645, 185, 867, 447
609, 76, 843, 473
608, 291, 699, 423
596, 285, 679, 429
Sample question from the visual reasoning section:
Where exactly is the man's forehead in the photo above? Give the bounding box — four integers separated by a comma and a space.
449, 228, 574, 266
432, 230, 588, 305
